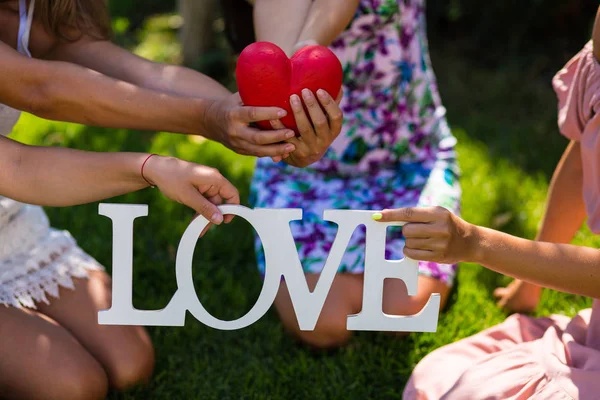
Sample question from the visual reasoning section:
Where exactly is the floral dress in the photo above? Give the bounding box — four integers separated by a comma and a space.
250, 0, 461, 286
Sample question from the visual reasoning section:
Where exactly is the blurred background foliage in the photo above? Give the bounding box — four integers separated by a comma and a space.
109, 0, 599, 69
107, 0, 600, 102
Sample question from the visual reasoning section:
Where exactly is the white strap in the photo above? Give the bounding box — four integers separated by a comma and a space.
17, 0, 35, 57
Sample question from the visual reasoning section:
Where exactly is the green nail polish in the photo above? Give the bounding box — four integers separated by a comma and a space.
372, 212, 383, 221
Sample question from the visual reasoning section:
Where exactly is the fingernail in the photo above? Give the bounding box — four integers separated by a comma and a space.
278, 110, 287, 118
285, 130, 295, 138
302, 89, 313, 99
372, 212, 383, 221
211, 213, 223, 224
290, 95, 301, 106
285, 145, 295, 152
317, 89, 326, 98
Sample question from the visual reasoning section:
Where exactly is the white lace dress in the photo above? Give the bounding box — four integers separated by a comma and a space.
0, 0, 103, 309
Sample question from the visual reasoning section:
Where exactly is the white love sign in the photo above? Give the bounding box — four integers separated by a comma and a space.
98, 204, 440, 332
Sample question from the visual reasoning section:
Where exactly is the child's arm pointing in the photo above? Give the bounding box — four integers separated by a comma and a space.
375, 206, 600, 300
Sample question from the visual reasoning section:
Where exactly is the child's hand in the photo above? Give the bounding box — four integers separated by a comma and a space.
374, 207, 476, 264
269, 88, 344, 167
144, 156, 240, 225
493, 279, 542, 313
204, 93, 297, 159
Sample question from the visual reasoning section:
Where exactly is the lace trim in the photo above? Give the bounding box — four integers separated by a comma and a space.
0, 197, 25, 227
0, 244, 103, 309
0, 200, 104, 309
0, 205, 49, 260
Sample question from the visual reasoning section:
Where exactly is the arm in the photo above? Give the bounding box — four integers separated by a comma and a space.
494, 141, 587, 310
294, 0, 361, 52
0, 136, 239, 225
252, 0, 312, 56
1, 41, 293, 158
1, 40, 208, 135
470, 225, 599, 299
48, 39, 232, 100
253, 0, 359, 55
534, 141, 586, 242
377, 207, 600, 299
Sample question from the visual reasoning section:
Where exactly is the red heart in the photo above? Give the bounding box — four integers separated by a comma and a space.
236, 42, 343, 133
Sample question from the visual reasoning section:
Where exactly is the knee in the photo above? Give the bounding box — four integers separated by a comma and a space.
50, 358, 108, 400
296, 320, 352, 350
104, 330, 155, 391
384, 295, 432, 317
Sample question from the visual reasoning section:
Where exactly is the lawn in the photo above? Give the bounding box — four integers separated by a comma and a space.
11, 14, 595, 400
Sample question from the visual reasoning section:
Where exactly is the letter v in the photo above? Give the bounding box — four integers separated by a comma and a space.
280, 210, 362, 331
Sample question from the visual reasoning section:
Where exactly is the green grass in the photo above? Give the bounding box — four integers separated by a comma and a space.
10, 15, 595, 399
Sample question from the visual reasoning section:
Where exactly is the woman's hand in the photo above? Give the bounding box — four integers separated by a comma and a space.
270, 88, 344, 168
144, 156, 240, 225
203, 93, 297, 158
374, 207, 477, 264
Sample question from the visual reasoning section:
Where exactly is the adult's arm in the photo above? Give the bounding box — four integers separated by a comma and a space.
1, 40, 210, 134
252, 0, 312, 55
0, 136, 239, 224
294, 0, 361, 51
253, 0, 359, 55
1, 40, 292, 158
48, 39, 232, 100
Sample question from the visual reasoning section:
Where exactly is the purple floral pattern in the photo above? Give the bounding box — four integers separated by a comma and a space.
250, 0, 461, 286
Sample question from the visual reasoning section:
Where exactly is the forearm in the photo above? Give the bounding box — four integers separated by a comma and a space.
515, 141, 585, 295
536, 141, 586, 243
135, 63, 231, 99
23, 59, 213, 136
51, 41, 232, 100
469, 225, 600, 298
0, 136, 148, 206
253, 0, 312, 55
296, 0, 360, 47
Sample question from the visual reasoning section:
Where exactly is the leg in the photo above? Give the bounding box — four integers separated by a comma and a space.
274, 273, 363, 349
0, 306, 108, 400
36, 270, 155, 391
274, 273, 449, 349
383, 275, 451, 337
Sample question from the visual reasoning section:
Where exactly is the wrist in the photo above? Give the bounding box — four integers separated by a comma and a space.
464, 223, 485, 264
140, 154, 159, 187
188, 98, 217, 138
115, 152, 155, 189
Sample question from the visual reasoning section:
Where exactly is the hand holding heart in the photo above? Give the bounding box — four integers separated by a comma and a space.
236, 42, 344, 168
203, 93, 297, 159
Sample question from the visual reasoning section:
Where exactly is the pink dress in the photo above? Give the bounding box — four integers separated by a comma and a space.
403, 42, 600, 400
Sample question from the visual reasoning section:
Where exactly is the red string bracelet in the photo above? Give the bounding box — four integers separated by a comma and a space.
141, 154, 157, 188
